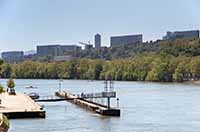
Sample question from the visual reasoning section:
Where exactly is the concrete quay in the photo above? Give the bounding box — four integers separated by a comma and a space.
0, 92, 45, 119
55, 91, 120, 116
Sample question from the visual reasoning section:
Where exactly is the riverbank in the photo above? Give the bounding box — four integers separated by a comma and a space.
0, 113, 9, 132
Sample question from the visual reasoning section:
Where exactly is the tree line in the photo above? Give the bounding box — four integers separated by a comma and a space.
0, 54, 200, 82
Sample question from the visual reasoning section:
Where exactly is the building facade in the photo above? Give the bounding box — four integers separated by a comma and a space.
110, 34, 143, 48
84, 45, 93, 51
163, 30, 200, 40
1, 51, 24, 64
60, 45, 81, 56
37, 45, 61, 56
95, 34, 101, 50
37, 45, 81, 57
54, 55, 73, 62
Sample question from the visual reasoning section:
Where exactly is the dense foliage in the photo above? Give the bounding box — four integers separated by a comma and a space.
0, 55, 200, 82
0, 83, 4, 93
160, 38, 200, 57
7, 79, 15, 89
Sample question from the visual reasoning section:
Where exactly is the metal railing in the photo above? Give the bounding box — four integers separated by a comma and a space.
77, 92, 116, 99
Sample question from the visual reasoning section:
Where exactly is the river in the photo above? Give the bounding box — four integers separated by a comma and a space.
0, 79, 200, 132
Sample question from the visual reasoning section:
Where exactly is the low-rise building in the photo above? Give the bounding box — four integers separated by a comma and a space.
37, 45, 81, 57
1, 51, 24, 64
84, 45, 93, 51
37, 45, 61, 56
110, 34, 143, 48
163, 30, 200, 40
60, 45, 81, 56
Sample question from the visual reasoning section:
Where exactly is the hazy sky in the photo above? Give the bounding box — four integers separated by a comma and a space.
0, 0, 200, 51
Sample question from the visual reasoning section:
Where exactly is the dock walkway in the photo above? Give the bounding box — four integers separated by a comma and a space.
56, 91, 120, 116
0, 92, 45, 119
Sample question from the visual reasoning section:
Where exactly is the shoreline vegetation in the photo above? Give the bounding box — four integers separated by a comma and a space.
1, 38, 200, 83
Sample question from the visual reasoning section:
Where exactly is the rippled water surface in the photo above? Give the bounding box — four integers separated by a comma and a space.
1, 79, 200, 132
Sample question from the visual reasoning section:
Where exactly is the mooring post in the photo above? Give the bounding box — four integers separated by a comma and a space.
59, 79, 63, 92
104, 80, 108, 92
59, 82, 61, 92
107, 97, 110, 109
116, 98, 119, 108
110, 80, 114, 92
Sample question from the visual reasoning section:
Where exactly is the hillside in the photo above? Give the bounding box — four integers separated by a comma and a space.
78, 38, 200, 59
1, 38, 200, 82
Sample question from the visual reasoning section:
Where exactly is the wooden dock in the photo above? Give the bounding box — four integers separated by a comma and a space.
55, 91, 120, 116
0, 92, 45, 119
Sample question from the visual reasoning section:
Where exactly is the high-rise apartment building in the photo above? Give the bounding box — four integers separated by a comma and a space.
95, 34, 101, 49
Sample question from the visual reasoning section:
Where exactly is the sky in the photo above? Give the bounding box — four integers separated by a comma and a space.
0, 0, 200, 51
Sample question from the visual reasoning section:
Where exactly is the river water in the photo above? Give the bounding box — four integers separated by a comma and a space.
1, 79, 200, 132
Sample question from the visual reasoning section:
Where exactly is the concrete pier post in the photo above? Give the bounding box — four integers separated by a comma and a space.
107, 97, 110, 109
116, 98, 119, 108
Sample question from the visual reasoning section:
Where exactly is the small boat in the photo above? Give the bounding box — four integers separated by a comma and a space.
25, 86, 38, 89
28, 92, 40, 100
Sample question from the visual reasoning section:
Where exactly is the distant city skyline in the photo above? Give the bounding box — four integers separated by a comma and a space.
0, 0, 200, 51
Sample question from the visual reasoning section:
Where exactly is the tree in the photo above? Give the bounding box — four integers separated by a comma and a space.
190, 58, 200, 80
0, 59, 3, 65
146, 62, 172, 82
0, 83, 4, 93
0, 63, 12, 78
173, 61, 190, 82
7, 79, 15, 93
